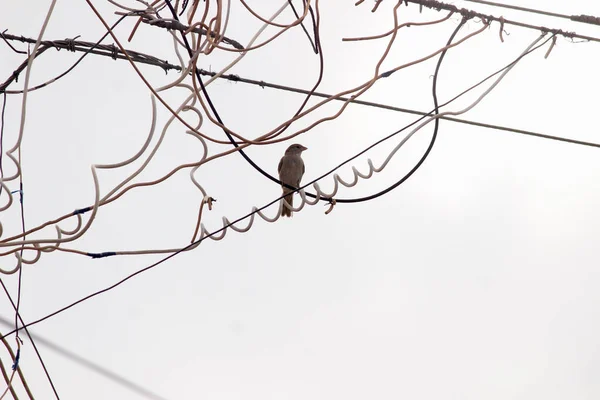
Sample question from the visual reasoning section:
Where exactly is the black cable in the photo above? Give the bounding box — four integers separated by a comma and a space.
15, 181, 24, 338
178, 0, 190, 16
338, 18, 464, 202
0, 315, 169, 400
0, 92, 5, 197
287, 0, 318, 53
1, 16, 128, 94
0, 278, 61, 399
267, 0, 324, 140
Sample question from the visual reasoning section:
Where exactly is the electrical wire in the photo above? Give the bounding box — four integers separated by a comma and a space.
404, 0, 600, 43
463, 0, 600, 26
0, 278, 59, 399
0, 315, 169, 400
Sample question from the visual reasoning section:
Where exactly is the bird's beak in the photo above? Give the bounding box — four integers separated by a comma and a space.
301, 145, 308, 151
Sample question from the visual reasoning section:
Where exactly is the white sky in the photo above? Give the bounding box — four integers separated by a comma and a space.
1, 1, 600, 399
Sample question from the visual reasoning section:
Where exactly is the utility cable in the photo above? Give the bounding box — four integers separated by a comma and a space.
463, 0, 600, 26
0, 315, 169, 400
404, 0, 600, 42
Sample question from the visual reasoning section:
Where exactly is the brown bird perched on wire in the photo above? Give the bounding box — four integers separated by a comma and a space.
278, 143, 308, 217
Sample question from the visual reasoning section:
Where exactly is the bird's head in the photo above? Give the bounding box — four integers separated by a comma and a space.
285, 143, 308, 155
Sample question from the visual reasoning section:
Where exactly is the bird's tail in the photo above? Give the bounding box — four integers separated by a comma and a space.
281, 189, 293, 217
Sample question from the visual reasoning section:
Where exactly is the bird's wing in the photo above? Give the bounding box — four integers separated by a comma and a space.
278, 157, 284, 175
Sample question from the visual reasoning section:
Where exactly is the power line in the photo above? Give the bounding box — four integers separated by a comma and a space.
0, 278, 61, 399
0, 315, 169, 400
463, 0, 600, 26
404, 0, 600, 42
198, 69, 600, 150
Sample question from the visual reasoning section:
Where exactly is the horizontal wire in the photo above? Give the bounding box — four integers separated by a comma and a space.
404, 0, 600, 42
198, 69, 600, 149
463, 0, 600, 26
2, 30, 599, 149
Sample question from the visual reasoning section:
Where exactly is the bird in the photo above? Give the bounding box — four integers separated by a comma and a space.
278, 143, 307, 217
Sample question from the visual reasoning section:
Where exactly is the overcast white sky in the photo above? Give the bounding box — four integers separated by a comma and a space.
1, 1, 600, 399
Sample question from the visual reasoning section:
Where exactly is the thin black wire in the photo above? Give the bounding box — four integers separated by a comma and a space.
0, 92, 5, 197
350, 16, 465, 203
178, 0, 189, 16
195, 49, 600, 149
15, 181, 24, 339
0, 278, 61, 399
287, 0, 318, 53
0, 29, 28, 54
0, 12, 463, 340
0, 315, 169, 400
1, 16, 128, 94
268, 1, 323, 139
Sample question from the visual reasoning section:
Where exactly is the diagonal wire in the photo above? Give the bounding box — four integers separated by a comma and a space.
0, 315, 169, 400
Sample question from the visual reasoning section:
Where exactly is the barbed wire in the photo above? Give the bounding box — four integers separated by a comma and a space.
463, 0, 600, 26
405, 0, 600, 42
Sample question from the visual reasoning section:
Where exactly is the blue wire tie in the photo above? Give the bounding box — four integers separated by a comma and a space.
88, 252, 117, 259
11, 349, 20, 371
74, 206, 92, 215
